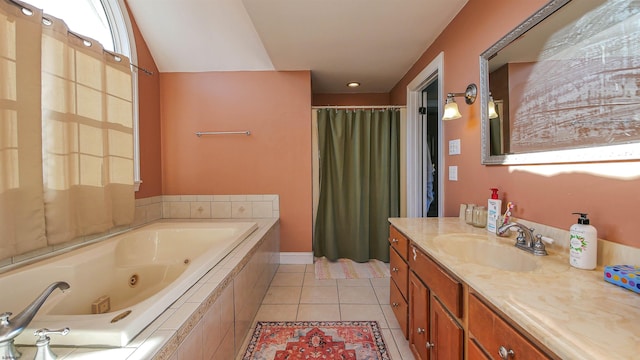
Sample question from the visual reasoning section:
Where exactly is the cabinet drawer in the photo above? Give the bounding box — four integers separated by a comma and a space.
469, 293, 552, 360
389, 225, 409, 260
409, 245, 462, 318
390, 247, 409, 299
390, 280, 408, 338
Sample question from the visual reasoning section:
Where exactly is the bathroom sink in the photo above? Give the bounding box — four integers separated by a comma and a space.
430, 233, 539, 272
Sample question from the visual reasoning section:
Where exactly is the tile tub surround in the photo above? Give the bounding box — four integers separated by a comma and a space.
389, 217, 640, 360
15, 218, 280, 360
0, 194, 278, 271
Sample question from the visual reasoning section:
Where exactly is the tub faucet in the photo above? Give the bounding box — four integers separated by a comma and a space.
0, 281, 70, 359
497, 222, 547, 256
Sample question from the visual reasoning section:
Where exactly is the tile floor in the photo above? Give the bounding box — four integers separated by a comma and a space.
237, 264, 415, 359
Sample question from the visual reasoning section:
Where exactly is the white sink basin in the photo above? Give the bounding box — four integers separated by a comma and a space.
430, 233, 539, 272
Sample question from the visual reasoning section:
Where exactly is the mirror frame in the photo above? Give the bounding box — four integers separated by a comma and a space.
480, 0, 640, 165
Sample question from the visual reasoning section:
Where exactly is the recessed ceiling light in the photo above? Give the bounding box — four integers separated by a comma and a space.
346, 82, 361, 88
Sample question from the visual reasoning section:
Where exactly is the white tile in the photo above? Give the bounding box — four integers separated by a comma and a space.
374, 286, 390, 304
167, 202, 190, 219
391, 328, 415, 359
162, 195, 181, 202
270, 272, 304, 286
338, 286, 379, 304
159, 303, 199, 330
297, 304, 341, 321
300, 286, 339, 304
196, 195, 213, 201
64, 347, 135, 359
229, 195, 247, 201
187, 281, 220, 303
254, 304, 298, 321
246, 195, 264, 201
190, 201, 211, 218
340, 304, 389, 328
211, 202, 231, 218
381, 305, 401, 329
231, 202, 253, 218
252, 201, 273, 218
126, 330, 176, 360
263, 194, 278, 201
180, 195, 198, 201
303, 272, 337, 287
262, 286, 301, 304
212, 195, 231, 201
278, 264, 307, 273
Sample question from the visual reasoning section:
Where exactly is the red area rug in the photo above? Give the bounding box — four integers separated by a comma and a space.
242, 321, 390, 359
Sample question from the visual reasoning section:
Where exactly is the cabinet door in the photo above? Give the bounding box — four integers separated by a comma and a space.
430, 297, 463, 360
409, 272, 430, 360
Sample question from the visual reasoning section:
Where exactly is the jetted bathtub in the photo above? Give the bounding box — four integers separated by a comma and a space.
0, 221, 258, 347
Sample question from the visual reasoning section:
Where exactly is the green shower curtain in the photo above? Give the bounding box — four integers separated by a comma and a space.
314, 108, 400, 263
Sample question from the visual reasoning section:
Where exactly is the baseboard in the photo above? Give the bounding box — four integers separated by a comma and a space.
279, 252, 313, 264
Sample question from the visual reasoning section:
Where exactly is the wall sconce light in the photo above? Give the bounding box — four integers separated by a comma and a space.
488, 93, 499, 119
442, 83, 477, 120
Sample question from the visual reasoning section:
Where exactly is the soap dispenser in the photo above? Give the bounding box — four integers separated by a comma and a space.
569, 212, 597, 270
486, 188, 502, 234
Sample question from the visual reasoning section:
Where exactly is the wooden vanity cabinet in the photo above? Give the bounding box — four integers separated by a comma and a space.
408, 244, 463, 360
468, 293, 552, 360
389, 225, 409, 337
389, 223, 558, 360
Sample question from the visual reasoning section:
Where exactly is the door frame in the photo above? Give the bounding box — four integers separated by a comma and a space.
406, 52, 444, 217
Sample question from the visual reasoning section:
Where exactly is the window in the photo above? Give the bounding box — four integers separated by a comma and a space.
23, 0, 141, 189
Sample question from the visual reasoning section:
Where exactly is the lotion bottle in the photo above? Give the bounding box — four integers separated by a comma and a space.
486, 188, 502, 234
569, 212, 598, 270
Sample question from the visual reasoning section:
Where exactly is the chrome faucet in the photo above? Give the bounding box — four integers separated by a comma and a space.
0, 281, 70, 359
497, 222, 547, 256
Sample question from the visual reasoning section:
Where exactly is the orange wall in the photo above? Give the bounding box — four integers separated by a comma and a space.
390, 0, 640, 248
128, 5, 162, 199
159, 71, 313, 252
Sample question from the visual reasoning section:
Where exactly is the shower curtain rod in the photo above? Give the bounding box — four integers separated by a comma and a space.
312, 105, 406, 110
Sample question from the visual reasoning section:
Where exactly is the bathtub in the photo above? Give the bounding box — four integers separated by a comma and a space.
1, 221, 258, 347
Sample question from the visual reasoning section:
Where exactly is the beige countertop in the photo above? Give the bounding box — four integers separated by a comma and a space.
389, 217, 640, 360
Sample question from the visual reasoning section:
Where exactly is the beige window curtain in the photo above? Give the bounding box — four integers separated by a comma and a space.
0, 2, 47, 259
41, 14, 135, 244
0, 1, 134, 257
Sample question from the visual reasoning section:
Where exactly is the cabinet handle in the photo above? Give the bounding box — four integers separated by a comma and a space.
391, 238, 399, 244
392, 302, 399, 308
498, 346, 515, 359
426, 342, 434, 349
417, 327, 425, 334
391, 267, 399, 273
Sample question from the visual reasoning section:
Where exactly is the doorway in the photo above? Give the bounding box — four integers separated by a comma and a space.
406, 52, 444, 217
422, 81, 439, 217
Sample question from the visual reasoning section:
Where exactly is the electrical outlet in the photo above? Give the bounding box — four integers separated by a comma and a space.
449, 166, 458, 181
448, 139, 461, 155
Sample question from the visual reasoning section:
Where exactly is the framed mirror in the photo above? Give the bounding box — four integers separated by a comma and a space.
480, 0, 640, 165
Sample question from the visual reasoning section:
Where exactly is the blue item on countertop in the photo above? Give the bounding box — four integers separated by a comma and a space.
604, 265, 640, 294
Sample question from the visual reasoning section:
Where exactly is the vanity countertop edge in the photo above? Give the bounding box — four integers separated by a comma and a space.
389, 217, 639, 360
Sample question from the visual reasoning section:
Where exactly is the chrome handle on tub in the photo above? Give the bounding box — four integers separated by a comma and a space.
498, 346, 515, 359
34, 327, 70, 360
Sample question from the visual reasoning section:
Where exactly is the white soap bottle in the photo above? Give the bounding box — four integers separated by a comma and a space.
569, 212, 598, 270
486, 188, 502, 234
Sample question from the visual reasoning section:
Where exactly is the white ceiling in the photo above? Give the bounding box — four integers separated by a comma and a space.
126, 0, 468, 94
